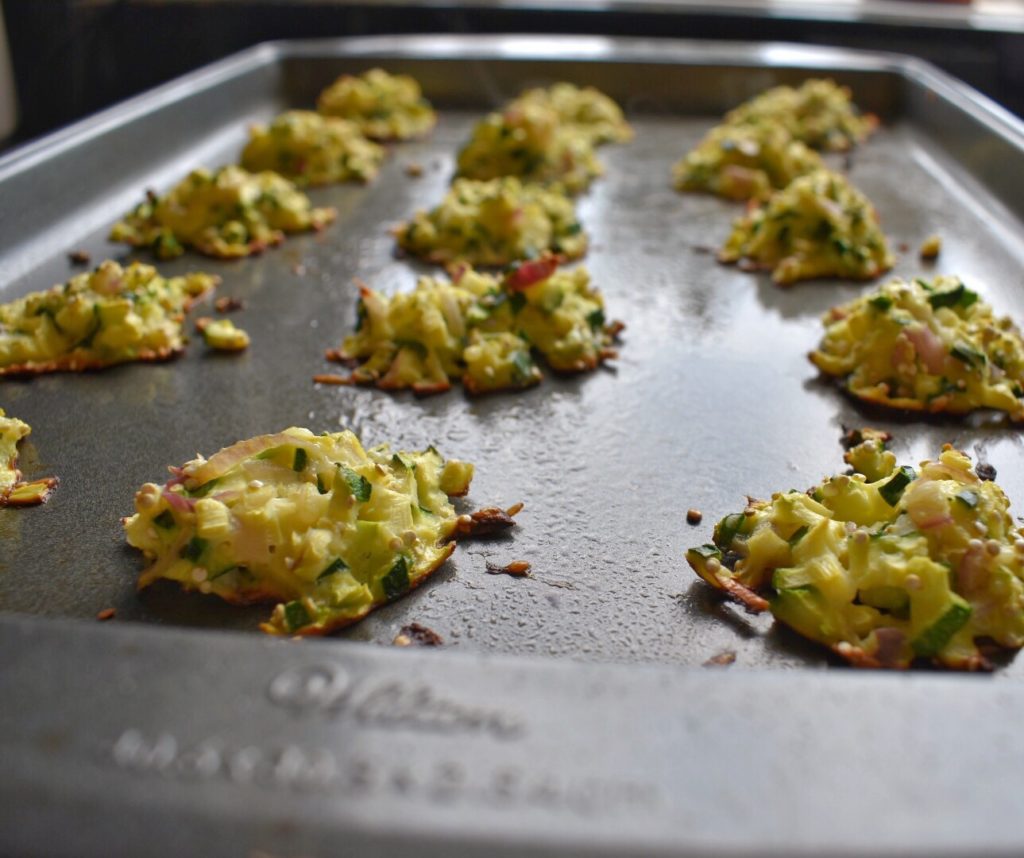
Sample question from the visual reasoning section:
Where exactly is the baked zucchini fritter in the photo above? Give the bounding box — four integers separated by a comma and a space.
725, 78, 878, 152
687, 441, 1024, 670
241, 110, 385, 186
811, 276, 1024, 420
110, 166, 336, 259
330, 256, 620, 395
673, 123, 823, 201
124, 427, 512, 635
0, 410, 57, 506
512, 82, 632, 146
316, 68, 436, 141
0, 261, 217, 375
395, 177, 587, 267
455, 102, 603, 195
719, 169, 893, 284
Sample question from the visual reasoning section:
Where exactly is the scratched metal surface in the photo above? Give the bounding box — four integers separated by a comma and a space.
2, 36, 1024, 680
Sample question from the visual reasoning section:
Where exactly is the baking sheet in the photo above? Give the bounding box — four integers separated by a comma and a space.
4, 37, 1024, 670
4, 35, 1024, 857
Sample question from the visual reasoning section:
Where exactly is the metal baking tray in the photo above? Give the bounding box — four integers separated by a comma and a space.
4, 35, 1024, 856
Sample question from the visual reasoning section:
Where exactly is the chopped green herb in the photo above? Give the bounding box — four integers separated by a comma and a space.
392, 453, 415, 471
153, 510, 176, 529
955, 490, 979, 509
339, 464, 372, 502
509, 292, 527, 315
511, 350, 535, 384
587, 307, 606, 330
283, 600, 312, 632
382, 555, 410, 599
293, 447, 308, 472
715, 513, 746, 548
951, 343, 984, 367
316, 473, 327, 494
788, 525, 809, 546
317, 557, 348, 582
879, 466, 916, 507
184, 479, 218, 499
181, 536, 208, 562
690, 544, 722, 561
928, 282, 978, 310
868, 294, 893, 312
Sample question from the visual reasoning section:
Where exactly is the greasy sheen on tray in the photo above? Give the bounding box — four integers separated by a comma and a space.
0, 260, 217, 375
673, 123, 823, 201
0, 410, 58, 507
316, 68, 436, 141
241, 110, 385, 186
687, 438, 1024, 670
719, 169, 892, 284
395, 177, 587, 266
124, 427, 517, 635
110, 166, 337, 259
329, 255, 621, 395
811, 276, 1024, 420
511, 82, 633, 146
724, 78, 878, 152
455, 102, 603, 194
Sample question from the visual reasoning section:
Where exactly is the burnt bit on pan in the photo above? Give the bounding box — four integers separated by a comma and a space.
977, 462, 997, 482
686, 509, 703, 525
703, 650, 736, 667
485, 560, 531, 577
215, 296, 245, 313
96, 608, 116, 621
67, 249, 91, 266
454, 503, 523, 538
393, 622, 443, 647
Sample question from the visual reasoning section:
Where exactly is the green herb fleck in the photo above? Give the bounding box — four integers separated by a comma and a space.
382, 555, 410, 599
788, 525, 809, 546
955, 490, 978, 509
181, 536, 208, 562
317, 558, 349, 582
293, 447, 308, 472
511, 350, 535, 384
879, 466, 916, 507
283, 600, 312, 632
153, 510, 176, 529
714, 513, 746, 548
868, 294, 893, 312
339, 465, 372, 502
928, 282, 978, 310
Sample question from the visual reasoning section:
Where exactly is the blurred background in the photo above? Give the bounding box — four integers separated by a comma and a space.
1, 0, 1023, 148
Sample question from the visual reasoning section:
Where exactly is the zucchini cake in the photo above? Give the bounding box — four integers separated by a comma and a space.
0, 410, 57, 507
687, 439, 1024, 670
316, 68, 436, 141
111, 166, 337, 259
511, 82, 632, 146
673, 123, 823, 201
328, 255, 620, 395
719, 169, 893, 285
724, 78, 878, 152
455, 102, 603, 194
0, 261, 217, 375
395, 177, 587, 266
811, 276, 1024, 420
241, 110, 385, 186
125, 427, 518, 636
